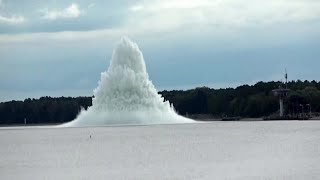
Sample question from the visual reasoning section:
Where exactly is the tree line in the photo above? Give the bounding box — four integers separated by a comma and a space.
161, 80, 320, 118
1, 80, 320, 125
0, 96, 92, 125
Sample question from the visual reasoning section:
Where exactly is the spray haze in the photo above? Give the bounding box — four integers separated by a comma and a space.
64, 37, 193, 126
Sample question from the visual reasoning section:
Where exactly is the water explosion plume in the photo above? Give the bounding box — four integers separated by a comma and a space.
64, 37, 193, 126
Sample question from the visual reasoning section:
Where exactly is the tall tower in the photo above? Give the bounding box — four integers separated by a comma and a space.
272, 70, 289, 117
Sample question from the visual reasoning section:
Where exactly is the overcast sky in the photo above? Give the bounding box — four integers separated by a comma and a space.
0, 0, 320, 102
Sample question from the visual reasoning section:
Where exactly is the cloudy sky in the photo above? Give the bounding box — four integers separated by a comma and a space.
0, 0, 320, 101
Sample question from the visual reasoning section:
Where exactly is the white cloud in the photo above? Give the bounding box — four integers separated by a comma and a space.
0, 0, 319, 46
0, 0, 25, 24
0, 15, 25, 24
88, 3, 96, 9
40, 3, 84, 20
128, 0, 320, 31
0, 28, 126, 44
129, 5, 144, 12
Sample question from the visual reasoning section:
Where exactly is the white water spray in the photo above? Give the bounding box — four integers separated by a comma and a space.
64, 37, 193, 127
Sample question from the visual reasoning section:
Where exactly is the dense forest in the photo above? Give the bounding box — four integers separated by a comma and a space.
1, 80, 320, 125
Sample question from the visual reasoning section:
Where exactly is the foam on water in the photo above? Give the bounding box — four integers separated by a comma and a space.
63, 37, 193, 127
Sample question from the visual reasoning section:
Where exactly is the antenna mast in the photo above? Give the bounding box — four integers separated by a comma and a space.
285, 68, 288, 89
